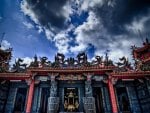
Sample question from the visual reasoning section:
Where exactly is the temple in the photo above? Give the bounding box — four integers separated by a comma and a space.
0, 39, 150, 113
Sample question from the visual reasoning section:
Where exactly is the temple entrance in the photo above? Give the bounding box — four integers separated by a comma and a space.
64, 88, 79, 112
93, 87, 104, 113
14, 88, 27, 113
116, 87, 130, 113
40, 88, 50, 113
58, 81, 84, 112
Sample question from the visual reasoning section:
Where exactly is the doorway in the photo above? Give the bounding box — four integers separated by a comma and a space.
116, 87, 130, 113
14, 88, 27, 113
93, 87, 104, 113
40, 88, 50, 113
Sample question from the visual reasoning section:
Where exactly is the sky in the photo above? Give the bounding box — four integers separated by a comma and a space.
0, 0, 150, 65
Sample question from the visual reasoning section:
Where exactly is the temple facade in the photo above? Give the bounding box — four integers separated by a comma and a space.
0, 39, 150, 113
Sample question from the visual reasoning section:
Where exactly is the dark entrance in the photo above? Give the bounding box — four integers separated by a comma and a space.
40, 88, 50, 113
116, 87, 130, 113
58, 81, 84, 112
64, 88, 79, 112
14, 88, 27, 113
93, 87, 103, 113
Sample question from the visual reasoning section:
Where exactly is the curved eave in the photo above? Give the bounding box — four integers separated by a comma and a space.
28, 66, 115, 74
133, 44, 150, 53
111, 71, 150, 79
0, 73, 30, 80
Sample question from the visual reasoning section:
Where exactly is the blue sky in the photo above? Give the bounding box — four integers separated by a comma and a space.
0, 0, 150, 64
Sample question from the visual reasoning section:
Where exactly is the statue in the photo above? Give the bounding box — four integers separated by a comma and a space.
91, 56, 103, 65
52, 53, 65, 67
77, 52, 87, 64
39, 56, 51, 67
76, 52, 91, 66
116, 56, 132, 71
12, 58, 27, 72
30, 55, 39, 67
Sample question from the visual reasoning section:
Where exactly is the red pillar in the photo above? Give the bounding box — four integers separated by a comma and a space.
26, 80, 34, 113
108, 79, 118, 113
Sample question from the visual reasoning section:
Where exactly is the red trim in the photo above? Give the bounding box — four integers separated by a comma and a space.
26, 80, 34, 113
111, 71, 150, 79
108, 79, 118, 113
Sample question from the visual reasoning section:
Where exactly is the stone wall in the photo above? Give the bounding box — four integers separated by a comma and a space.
0, 81, 9, 113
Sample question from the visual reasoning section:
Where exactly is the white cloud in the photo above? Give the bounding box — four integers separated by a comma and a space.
0, 40, 11, 50
72, 0, 115, 14
81, 0, 104, 11
44, 28, 55, 40
20, 0, 73, 51
37, 25, 43, 33
54, 32, 71, 54
20, 57, 33, 66
70, 11, 104, 53
125, 16, 150, 34
23, 21, 34, 29
21, 0, 39, 24
69, 11, 141, 62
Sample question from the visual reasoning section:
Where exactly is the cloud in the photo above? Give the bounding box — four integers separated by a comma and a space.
0, 40, 11, 50
18, 57, 33, 67
23, 21, 34, 29
20, 0, 73, 48
20, 0, 150, 62
21, 0, 39, 24
92, 0, 150, 35
54, 32, 71, 54
21, 0, 71, 30
69, 10, 143, 62
125, 16, 150, 34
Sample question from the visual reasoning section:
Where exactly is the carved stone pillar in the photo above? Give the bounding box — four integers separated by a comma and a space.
85, 81, 93, 97
85, 74, 93, 97
47, 74, 59, 113
50, 81, 58, 97
83, 73, 96, 113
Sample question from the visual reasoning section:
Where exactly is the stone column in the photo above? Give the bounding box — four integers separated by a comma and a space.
107, 78, 118, 113
83, 74, 96, 113
47, 74, 59, 113
26, 79, 35, 113
85, 75, 93, 97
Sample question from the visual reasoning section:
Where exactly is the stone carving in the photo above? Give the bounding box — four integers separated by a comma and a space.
83, 97, 96, 113
40, 56, 51, 67
50, 81, 57, 97
85, 81, 93, 97
52, 53, 65, 67
1, 51, 116, 73
116, 56, 132, 72
47, 97, 59, 113
12, 58, 27, 72
65, 57, 77, 67
77, 52, 88, 64
91, 56, 103, 65
30, 55, 39, 67
48, 77, 59, 113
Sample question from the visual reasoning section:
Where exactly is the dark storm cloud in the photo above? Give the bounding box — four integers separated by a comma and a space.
94, 0, 150, 35
25, 0, 68, 30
